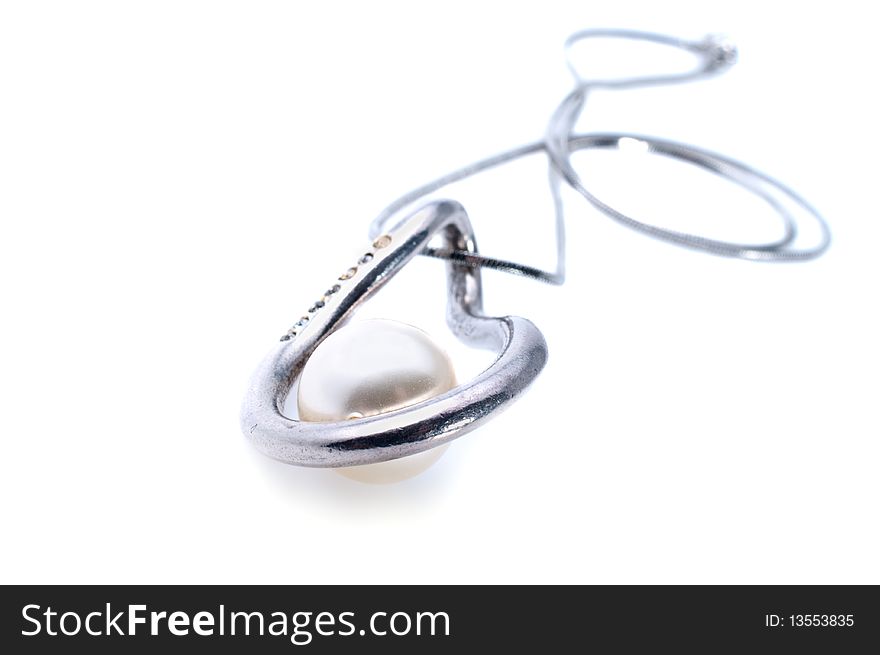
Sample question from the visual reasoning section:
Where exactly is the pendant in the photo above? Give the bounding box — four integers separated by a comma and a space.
240, 201, 547, 480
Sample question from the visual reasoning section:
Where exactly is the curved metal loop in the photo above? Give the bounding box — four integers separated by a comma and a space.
242, 201, 548, 467
566, 133, 830, 261
369, 29, 829, 284
563, 28, 737, 89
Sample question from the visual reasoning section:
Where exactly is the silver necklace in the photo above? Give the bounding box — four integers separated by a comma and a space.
241, 29, 830, 482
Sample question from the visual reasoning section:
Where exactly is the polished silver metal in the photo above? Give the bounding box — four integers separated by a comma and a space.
241, 201, 548, 467
368, 29, 830, 283
242, 28, 830, 470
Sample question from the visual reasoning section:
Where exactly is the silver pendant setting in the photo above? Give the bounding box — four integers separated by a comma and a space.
240, 201, 548, 468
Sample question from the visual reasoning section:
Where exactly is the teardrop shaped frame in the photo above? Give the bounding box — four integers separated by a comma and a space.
240, 201, 548, 467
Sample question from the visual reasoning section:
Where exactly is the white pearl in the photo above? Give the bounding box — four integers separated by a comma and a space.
297, 319, 456, 483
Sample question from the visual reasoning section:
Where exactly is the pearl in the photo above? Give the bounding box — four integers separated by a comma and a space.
297, 319, 456, 483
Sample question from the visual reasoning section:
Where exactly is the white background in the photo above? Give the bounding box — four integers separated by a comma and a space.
2, 1, 878, 584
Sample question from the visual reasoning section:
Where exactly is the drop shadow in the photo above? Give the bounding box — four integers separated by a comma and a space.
249, 439, 471, 519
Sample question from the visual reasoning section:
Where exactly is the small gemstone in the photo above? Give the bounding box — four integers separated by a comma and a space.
280, 334, 291, 342
308, 305, 318, 313
331, 284, 341, 293
358, 253, 374, 265
339, 267, 357, 280
315, 300, 325, 308
373, 234, 392, 249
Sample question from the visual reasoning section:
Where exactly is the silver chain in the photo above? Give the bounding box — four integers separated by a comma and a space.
368, 29, 830, 285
